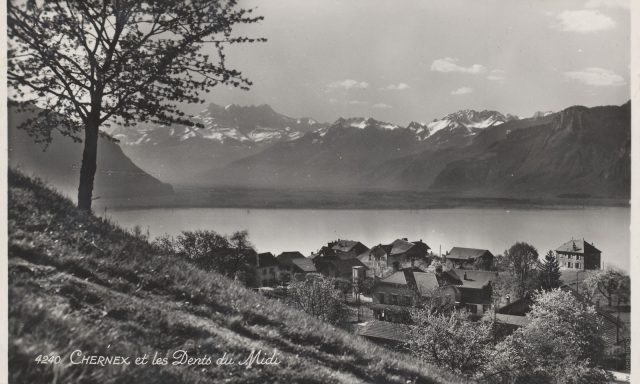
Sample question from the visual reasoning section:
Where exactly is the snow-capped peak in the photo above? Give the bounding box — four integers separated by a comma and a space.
426, 109, 518, 136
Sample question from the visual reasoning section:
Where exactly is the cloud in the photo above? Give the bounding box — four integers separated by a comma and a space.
431, 58, 486, 74
347, 100, 368, 106
328, 79, 369, 90
373, 103, 392, 109
554, 10, 615, 33
584, 0, 628, 9
564, 67, 625, 86
487, 69, 506, 81
383, 83, 410, 90
451, 87, 473, 95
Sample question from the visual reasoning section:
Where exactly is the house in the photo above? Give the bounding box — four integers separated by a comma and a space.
289, 257, 317, 274
275, 251, 317, 278
252, 252, 283, 287
276, 251, 305, 263
555, 239, 601, 270
357, 320, 410, 349
314, 256, 368, 279
371, 268, 459, 323
451, 269, 497, 315
359, 238, 432, 275
318, 239, 369, 260
331, 239, 369, 257
444, 247, 494, 270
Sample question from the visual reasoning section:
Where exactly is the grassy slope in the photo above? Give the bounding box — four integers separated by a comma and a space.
7, 170, 466, 384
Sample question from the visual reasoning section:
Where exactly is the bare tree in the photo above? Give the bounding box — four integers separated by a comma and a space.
8, 0, 264, 210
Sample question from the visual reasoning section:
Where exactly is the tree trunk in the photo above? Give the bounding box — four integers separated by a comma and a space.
77, 117, 100, 211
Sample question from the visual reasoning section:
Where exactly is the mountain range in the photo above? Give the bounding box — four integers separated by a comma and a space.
197, 102, 629, 199
109, 103, 325, 183
8, 100, 631, 202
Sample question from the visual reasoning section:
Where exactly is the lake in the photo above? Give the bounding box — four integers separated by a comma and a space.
105, 207, 630, 271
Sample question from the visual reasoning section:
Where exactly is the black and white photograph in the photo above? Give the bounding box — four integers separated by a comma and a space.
1, 0, 636, 383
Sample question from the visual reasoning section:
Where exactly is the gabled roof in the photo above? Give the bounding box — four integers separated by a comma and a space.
331, 239, 367, 253
555, 239, 601, 255
454, 269, 497, 289
290, 257, 317, 273
277, 251, 305, 263
448, 247, 493, 261
255, 252, 280, 268
411, 240, 431, 253
381, 269, 439, 294
389, 239, 415, 255
358, 320, 410, 343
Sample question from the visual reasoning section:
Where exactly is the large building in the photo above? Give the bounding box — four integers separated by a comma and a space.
555, 239, 601, 270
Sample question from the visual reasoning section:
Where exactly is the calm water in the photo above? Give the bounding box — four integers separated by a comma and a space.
106, 207, 630, 271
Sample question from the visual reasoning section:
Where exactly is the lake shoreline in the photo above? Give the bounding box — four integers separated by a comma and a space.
96, 188, 630, 211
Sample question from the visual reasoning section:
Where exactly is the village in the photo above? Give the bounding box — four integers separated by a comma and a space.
248, 236, 630, 375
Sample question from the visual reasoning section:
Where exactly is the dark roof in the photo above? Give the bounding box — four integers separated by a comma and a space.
331, 240, 367, 253
459, 287, 492, 304
381, 269, 439, 295
439, 270, 463, 286
277, 251, 305, 263
411, 240, 431, 253
448, 247, 493, 261
389, 239, 415, 255
330, 258, 368, 275
358, 320, 410, 343
454, 269, 497, 289
497, 295, 533, 316
255, 252, 280, 268
555, 239, 601, 255
290, 257, 317, 273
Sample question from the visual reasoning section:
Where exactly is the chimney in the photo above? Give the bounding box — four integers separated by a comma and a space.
411, 258, 415, 268
506, 295, 511, 304
402, 237, 408, 241
256, 253, 260, 268
463, 272, 468, 280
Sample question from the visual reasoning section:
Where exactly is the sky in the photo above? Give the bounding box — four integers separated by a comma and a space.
197, 0, 630, 125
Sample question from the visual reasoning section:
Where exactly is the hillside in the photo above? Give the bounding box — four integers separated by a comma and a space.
7, 170, 464, 384
8, 107, 174, 200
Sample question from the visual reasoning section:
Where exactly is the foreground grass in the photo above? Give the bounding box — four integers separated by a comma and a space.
7, 170, 466, 384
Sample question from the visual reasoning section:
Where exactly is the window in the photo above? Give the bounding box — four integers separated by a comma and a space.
269, 267, 274, 274
391, 294, 398, 305
576, 255, 581, 261
568, 254, 573, 259
483, 304, 491, 312
568, 262, 572, 268
576, 263, 581, 269
378, 293, 385, 304
262, 269, 267, 275
468, 304, 477, 314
